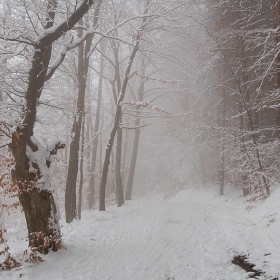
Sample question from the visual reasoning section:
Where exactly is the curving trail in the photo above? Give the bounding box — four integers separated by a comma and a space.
3, 186, 280, 280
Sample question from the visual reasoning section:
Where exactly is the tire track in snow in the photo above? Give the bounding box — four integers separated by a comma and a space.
116, 201, 195, 280
17, 188, 261, 280
104, 201, 166, 279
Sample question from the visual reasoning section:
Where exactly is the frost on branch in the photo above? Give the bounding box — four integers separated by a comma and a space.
122, 101, 171, 117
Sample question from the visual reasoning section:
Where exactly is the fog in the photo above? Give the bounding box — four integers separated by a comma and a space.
1, 0, 280, 278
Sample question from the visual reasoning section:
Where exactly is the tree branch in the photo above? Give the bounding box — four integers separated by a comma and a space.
49, 141, 66, 155
38, 0, 97, 46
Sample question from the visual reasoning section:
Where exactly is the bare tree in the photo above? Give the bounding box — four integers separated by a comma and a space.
99, 0, 151, 211
3, 0, 101, 253
87, 46, 104, 209
65, 2, 102, 223
125, 58, 146, 200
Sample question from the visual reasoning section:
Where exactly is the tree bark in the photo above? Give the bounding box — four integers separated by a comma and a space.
65, 20, 85, 223
65, 2, 102, 222
9, 0, 98, 252
125, 61, 145, 200
239, 37, 270, 196
125, 118, 140, 200
239, 102, 250, 196
99, 5, 150, 210
112, 38, 124, 207
219, 64, 225, 196
115, 118, 124, 206
271, 1, 280, 137
10, 130, 64, 254
77, 115, 85, 220
87, 53, 104, 209
18, 186, 60, 254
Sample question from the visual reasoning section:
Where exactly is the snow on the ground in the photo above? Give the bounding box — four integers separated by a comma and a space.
1, 185, 280, 280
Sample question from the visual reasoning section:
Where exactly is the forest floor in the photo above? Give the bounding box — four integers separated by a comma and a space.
1, 184, 280, 280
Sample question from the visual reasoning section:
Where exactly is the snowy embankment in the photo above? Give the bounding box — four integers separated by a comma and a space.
2, 185, 280, 280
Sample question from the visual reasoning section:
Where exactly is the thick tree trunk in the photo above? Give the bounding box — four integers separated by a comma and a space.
9, 0, 98, 253
9, 1, 59, 254
18, 187, 60, 254
10, 130, 64, 254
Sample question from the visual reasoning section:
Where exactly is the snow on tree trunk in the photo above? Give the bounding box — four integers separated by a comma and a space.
8, 0, 99, 252
10, 130, 64, 254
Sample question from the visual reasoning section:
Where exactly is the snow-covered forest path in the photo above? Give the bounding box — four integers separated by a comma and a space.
3, 186, 280, 280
